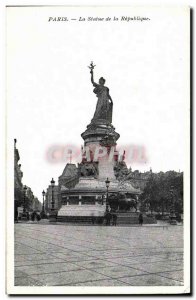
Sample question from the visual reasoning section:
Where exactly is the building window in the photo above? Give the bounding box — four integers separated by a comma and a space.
69, 196, 79, 205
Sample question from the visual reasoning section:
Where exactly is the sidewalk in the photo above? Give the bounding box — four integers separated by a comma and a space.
14, 223, 184, 286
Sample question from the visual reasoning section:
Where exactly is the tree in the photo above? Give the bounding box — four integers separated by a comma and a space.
140, 171, 183, 214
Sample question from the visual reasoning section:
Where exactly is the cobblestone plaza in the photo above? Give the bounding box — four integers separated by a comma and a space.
14, 223, 184, 287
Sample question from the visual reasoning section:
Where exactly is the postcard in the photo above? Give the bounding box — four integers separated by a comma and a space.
6, 6, 190, 295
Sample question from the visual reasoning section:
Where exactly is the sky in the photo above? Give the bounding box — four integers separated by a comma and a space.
7, 6, 189, 201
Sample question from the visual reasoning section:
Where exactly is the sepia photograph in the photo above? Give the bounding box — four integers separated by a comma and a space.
6, 6, 190, 294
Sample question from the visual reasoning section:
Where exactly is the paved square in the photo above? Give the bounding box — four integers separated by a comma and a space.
14, 223, 184, 286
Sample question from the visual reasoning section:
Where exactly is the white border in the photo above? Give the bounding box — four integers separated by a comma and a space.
4, 3, 191, 296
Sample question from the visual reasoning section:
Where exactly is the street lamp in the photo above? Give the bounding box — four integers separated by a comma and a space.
169, 185, 177, 225
105, 177, 110, 212
23, 185, 27, 213
42, 190, 45, 215
51, 178, 55, 211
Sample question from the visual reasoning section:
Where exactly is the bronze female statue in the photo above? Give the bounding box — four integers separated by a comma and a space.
88, 62, 113, 123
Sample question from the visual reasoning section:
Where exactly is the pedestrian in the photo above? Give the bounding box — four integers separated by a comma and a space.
105, 211, 110, 226
112, 213, 117, 226
138, 213, 143, 226
31, 211, 35, 221
109, 212, 112, 226
36, 213, 41, 222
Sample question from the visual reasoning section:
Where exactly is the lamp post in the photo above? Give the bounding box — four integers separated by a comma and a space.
51, 178, 55, 211
23, 185, 27, 213
169, 185, 177, 225
42, 190, 45, 216
105, 177, 110, 212
49, 178, 57, 222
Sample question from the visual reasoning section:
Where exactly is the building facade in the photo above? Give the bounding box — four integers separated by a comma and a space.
14, 139, 24, 219
14, 139, 42, 219
45, 185, 60, 212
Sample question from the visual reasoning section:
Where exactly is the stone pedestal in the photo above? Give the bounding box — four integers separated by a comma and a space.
98, 155, 115, 180
49, 210, 57, 222
58, 203, 106, 218
81, 121, 120, 147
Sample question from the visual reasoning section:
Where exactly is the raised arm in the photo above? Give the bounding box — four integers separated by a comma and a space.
90, 69, 97, 87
